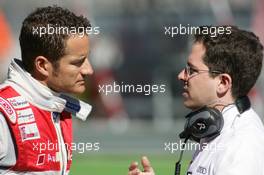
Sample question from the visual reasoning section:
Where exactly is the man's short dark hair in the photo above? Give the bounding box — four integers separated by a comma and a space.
194, 26, 263, 98
19, 6, 91, 72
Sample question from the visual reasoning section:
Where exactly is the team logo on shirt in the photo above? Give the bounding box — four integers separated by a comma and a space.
36, 154, 45, 165
196, 166, 207, 174
0, 96, 17, 124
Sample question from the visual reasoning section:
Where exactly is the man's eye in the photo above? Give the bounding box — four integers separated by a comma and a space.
72, 58, 86, 66
189, 67, 197, 75
72, 61, 82, 66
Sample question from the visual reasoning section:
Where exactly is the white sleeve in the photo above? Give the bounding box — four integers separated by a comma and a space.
0, 113, 9, 160
215, 135, 264, 175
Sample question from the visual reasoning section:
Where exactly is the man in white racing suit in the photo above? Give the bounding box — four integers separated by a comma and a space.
0, 6, 93, 174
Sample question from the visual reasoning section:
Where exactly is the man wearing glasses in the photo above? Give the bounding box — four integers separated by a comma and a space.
128, 26, 264, 175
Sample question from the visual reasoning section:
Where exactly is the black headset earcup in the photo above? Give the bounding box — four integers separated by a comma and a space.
180, 107, 224, 142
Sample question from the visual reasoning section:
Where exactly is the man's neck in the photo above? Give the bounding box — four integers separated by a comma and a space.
213, 95, 235, 112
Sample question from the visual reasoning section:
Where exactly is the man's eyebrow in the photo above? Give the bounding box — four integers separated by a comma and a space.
80, 54, 87, 58
187, 62, 198, 69
81, 51, 90, 57
70, 55, 86, 63
72, 55, 84, 60
78, 53, 88, 59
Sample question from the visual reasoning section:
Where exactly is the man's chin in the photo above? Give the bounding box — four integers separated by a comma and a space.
183, 101, 191, 108
75, 87, 86, 94
68, 86, 86, 94
183, 100, 199, 110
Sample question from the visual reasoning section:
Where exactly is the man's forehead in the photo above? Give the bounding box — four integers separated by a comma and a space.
64, 35, 89, 55
188, 42, 207, 68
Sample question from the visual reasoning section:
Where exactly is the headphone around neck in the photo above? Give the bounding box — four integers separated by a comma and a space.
174, 96, 251, 175
179, 96, 251, 143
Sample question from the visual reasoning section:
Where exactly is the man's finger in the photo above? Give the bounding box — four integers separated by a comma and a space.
141, 156, 154, 172
129, 161, 139, 171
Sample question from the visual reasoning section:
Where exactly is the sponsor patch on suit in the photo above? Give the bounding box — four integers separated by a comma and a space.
19, 123, 40, 141
7, 96, 30, 109
17, 108, 35, 124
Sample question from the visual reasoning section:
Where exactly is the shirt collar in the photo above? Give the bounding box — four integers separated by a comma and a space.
221, 104, 240, 132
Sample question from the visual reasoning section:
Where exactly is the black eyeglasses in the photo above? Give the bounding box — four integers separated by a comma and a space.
184, 65, 222, 78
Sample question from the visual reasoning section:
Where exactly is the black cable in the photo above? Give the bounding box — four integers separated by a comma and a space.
174, 137, 189, 175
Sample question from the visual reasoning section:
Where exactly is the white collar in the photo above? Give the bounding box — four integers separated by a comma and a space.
5, 58, 91, 121
221, 104, 241, 132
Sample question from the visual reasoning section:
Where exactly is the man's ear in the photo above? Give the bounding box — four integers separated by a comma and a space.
217, 73, 232, 96
34, 56, 51, 77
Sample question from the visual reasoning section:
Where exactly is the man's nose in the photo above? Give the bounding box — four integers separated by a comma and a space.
81, 59, 94, 75
178, 69, 186, 81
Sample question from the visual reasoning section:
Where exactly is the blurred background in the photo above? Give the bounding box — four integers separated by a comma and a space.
1, 0, 264, 174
